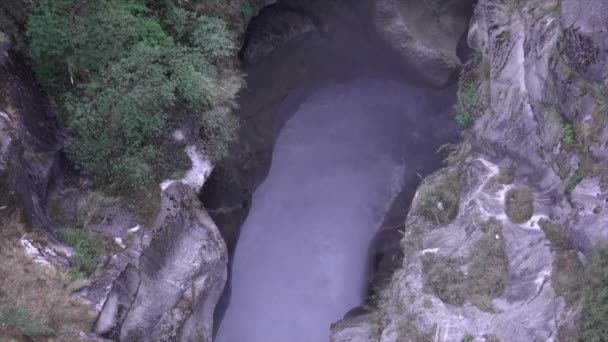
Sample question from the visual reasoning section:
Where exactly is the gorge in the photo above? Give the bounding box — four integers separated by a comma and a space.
1, 0, 608, 341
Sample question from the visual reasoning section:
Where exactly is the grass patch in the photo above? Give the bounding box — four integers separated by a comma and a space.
76, 191, 118, 230
580, 246, 608, 341
539, 219, 569, 252
57, 228, 107, 277
421, 218, 509, 311
414, 170, 462, 225
495, 166, 515, 185
467, 218, 509, 311
0, 214, 94, 338
0, 306, 55, 337
552, 250, 583, 305
504, 186, 534, 223
421, 254, 467, 305
485, 165, 516, 190
565, 172, 584, 193
396, 315, 435, 342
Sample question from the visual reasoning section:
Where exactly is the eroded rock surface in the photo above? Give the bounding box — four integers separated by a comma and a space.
96, 183, 227, 342
373, 0, 475, 87
331, 0, 608, 340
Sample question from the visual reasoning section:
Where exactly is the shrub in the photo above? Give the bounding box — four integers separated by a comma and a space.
28, 0, 239, 191
58, 228, 107, 276
240, 1, 254, 17
454, 83, 482, 127
562, 123, 575, 144
504, 186, 534, 223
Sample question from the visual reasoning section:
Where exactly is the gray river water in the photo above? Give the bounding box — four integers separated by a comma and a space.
215, 78, 458, 342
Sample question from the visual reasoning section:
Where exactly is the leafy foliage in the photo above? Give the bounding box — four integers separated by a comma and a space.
58, 228, 107, 277
28, 0, 239, 190
562, 122, 575, 144
454, 83, 482, 127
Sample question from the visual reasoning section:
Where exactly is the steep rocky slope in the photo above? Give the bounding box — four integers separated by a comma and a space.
331, 0, 608, 340
2, 0, 607, 340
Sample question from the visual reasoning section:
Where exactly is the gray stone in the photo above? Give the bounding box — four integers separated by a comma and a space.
115, 182, 227, 342
372, 0, 475, 87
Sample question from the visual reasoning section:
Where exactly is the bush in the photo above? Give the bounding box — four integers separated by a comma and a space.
28, 0, 239, 191
58, 228, 107, 276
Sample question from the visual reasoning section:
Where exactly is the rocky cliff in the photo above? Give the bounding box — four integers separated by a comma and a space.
331, 0, 608, 340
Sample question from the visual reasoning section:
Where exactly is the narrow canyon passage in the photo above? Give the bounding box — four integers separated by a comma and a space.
215, 78, 459, 342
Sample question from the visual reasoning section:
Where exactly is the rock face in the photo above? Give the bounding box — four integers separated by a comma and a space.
372, 0, 475, 87
0, 44, 64, 229
95, 183, 227, 341
331, 0, 608, 340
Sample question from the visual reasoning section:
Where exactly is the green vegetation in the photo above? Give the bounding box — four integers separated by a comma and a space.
0, 306, 55, 337
504, 186, 534, 223
552, 250, 583, 305
462, 334, 474, 342
539, 219, 569, 252
414, 170, 462, 225
495, 166, 516, 185
0, 31, 7, 45
454, 84, 482, 127
58, 228, 107, 276
27, 0, 239, 191
240, 0, 254, 16
562, 123, 575, 145
421, 218, 509, 311
485, 165, 516, 190
566, 172, 584, 193
580, 246, 608, 341
483, 334, 500, 342
592, 83, 608, 116
0, 213, 94, 339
